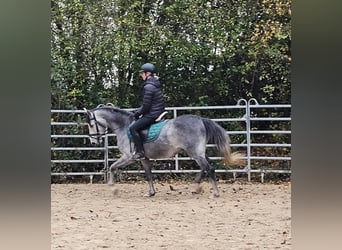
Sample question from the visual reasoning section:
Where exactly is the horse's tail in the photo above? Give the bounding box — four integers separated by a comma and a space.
201, 118, 245, 166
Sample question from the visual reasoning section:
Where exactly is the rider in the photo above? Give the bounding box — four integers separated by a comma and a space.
130, 63, 166, 160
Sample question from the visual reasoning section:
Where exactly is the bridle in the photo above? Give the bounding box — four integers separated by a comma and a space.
86, 110, 108, 139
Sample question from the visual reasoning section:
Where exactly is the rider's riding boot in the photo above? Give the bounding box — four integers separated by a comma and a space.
132, 137, 145, 160
132, 151, 145, 160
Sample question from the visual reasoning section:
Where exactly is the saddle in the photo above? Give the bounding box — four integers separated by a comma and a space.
127, 111, 169, 143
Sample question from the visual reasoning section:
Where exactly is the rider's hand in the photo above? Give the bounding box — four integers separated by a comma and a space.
133, 110, 141, 119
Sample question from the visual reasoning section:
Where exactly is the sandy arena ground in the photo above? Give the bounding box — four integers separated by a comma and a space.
51, 181, 291, 250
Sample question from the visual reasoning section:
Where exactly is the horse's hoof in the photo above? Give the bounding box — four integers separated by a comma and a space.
143, 192, 155, 197
209, 193, 220, 198
210, 193, 220, 198
111, 187, 119, 195
107, 182, 114, 186
192, 185, 203, 194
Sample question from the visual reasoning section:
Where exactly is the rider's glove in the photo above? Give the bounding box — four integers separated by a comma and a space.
133, 110, 141, 120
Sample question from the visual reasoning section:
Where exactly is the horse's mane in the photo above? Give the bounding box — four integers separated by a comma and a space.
94, 103, 132, 117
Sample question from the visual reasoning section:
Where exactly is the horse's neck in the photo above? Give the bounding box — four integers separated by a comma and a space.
107, 116, 131, 132
110, 121, 131, 150
102, 112, 130, 133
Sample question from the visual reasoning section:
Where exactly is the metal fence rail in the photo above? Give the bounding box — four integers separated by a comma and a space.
51, 99, 291, 182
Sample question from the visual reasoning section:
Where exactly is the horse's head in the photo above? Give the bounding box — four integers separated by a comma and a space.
84, 106, 108, 145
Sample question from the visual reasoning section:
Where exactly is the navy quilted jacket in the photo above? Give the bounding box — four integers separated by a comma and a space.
136, 76, 165, 119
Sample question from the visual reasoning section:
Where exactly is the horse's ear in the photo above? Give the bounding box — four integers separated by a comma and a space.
83, 108, 91, 124
83, 108, 90, 116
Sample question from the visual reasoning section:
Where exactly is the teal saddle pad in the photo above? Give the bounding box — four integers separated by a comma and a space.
127, 119, 169, 143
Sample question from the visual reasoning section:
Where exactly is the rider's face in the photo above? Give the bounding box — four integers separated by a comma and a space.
140, 72, 148, 80
140, 72, 151, 81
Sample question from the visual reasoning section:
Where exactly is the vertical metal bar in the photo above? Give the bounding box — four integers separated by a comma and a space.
173, 108, 179, 171
104, 134, 109, 183
246, 98, 259, 182
246, 100, 251, 181
237, 99, 249, 180
175, 154, 179, 171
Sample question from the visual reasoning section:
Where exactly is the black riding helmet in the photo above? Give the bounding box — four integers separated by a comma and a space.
139, 63, 155, 73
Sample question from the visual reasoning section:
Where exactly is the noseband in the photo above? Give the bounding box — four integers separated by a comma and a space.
86, 111, 108, 139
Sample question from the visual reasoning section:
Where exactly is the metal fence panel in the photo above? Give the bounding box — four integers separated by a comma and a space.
51, 99, 291, 182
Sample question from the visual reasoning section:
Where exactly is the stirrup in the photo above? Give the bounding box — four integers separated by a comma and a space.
155, 111, 168, 122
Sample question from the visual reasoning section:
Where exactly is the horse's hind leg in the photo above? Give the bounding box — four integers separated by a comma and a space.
141, 159, 156, 197
194, 169, 205, 194
194, 156, 219, 197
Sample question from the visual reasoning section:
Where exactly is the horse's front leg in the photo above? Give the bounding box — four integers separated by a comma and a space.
108, 155, 133, 185
141, 159, 155, 197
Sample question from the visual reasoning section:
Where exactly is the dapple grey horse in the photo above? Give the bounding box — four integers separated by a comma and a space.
84, 104, 245, 197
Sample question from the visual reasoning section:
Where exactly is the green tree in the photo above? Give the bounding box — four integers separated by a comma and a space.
51, 0, 291, 109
